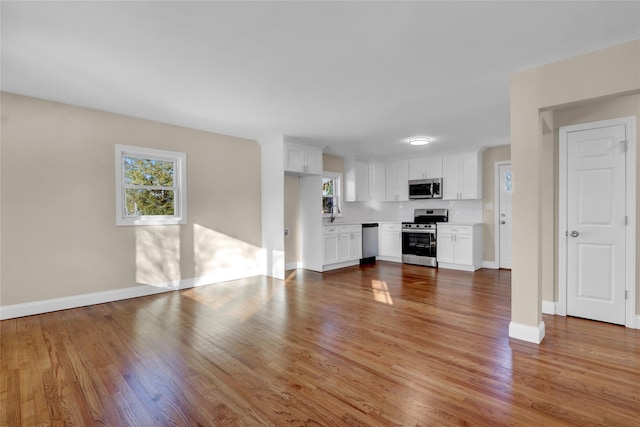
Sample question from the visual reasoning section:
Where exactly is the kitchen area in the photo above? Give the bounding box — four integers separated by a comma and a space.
284, 141, 496, 274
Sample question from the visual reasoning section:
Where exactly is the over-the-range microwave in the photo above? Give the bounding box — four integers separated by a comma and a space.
408, 178, 443, 199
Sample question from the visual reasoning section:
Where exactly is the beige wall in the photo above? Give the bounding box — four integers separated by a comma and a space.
284, 175, 300, 265
481, 145, 511, 263
553, 93, 640, 308
510, 40, 640, 331
1, 92, 263, 306
323, 154, 344, 174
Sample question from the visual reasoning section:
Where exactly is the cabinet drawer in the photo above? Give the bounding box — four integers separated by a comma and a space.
379, 223, 401, 231
438, 225, 472, 235
347, 225, 362, 233
323, 226, 339, 235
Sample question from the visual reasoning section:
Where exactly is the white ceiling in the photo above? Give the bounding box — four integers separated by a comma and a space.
2, 1, 639, 160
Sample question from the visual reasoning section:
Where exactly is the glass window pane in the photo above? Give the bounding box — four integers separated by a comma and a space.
322, 196, 333, 214
124, 189, 175, 216
505, 171, 512, 193
322, 178, 334, 197
124, 156, 174, 186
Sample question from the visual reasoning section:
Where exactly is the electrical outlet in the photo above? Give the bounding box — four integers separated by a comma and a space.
284, 228, 289, 237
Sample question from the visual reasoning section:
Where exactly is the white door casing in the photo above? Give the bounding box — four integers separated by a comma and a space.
559, 117, 636, 328
498, 163, 513, 269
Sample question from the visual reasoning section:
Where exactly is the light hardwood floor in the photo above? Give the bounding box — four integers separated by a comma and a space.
1, 262, 639, 426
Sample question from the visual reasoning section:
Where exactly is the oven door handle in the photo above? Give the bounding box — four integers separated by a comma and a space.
402, 229, 435, 234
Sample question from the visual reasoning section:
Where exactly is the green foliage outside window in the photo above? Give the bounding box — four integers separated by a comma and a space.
123, 156, 176, 216
322, 177, 336, 214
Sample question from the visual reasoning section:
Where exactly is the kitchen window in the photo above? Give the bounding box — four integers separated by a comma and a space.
115, 144, 187, 226
322, 172, 342, 216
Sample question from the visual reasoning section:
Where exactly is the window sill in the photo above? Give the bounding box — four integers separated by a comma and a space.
116, 217, 187, 226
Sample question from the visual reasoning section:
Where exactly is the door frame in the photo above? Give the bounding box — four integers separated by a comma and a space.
558, 116, 636, 328
494, 160, 511, 269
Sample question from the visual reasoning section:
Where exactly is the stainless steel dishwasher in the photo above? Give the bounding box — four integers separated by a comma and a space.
360, 223, 379, 264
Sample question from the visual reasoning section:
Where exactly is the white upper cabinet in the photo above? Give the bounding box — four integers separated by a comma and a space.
442, 151, 482, 200
408, 156, 443, 180
385, 161, 409, 201
369, 163, 386, 202
284, 142, 322, 175
344, 158, 370, 202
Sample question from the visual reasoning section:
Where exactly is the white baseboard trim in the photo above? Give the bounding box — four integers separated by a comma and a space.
542, 300, 556, 315
634, 315, 640, 329
509, 321, 546, 344
322, 260, 360, 272
285, 262, 302, 271
0, 272, 263, 320
482, 260, 499, 269
438, 262, 479, 272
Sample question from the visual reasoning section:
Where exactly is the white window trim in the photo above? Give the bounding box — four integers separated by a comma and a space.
322, 171, 343, 218
115, 144, 187, 226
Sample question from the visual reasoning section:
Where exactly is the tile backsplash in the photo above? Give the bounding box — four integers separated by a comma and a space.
333, 199, 483, 223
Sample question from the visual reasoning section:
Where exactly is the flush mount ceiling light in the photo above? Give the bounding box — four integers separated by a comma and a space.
409, 136, 431, 146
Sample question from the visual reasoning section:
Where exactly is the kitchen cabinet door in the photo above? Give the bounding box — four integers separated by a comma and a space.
424, 156, 443, 179
284, 143, 323, 175
285, 145, 307, 173
409, 157, 428, 180
354, 161, 369, 202
436, 224, 482, 271
459, 152, 479, 199
409, 156, 443, 180
442, 152, 481, 200
436, 231, 455, 264
323, 234, 339, 264
442, 155, 461, 200
344, 159, 370, 202
369, 163, 386, 202
385, 161, 409, 201
454, 234, 474, 266
305, 149, 323, 175
350, 231, 362, 260
337, 233, 350, 262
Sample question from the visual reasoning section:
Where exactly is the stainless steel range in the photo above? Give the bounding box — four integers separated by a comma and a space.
402, 209, 449, 267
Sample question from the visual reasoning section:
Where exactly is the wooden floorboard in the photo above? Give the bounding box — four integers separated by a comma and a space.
1, 262, 639, 426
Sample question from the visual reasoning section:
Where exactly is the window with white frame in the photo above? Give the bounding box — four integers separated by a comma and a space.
322, 172, 342, 215
115, 145, 187, 226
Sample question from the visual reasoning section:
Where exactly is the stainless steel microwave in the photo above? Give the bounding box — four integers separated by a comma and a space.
408, 178, 442, 199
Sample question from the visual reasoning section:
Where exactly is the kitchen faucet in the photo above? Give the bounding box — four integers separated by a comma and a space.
330, 204, 341, 223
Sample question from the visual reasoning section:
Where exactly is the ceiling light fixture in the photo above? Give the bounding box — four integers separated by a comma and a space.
409, 136, 431, 146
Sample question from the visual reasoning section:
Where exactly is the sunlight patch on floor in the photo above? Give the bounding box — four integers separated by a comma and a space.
284, 270, 298, 283
371, 279, 393, 305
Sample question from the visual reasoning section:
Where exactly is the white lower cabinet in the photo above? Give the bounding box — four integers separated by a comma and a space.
378, 223, 402, 262
323, 225, 362, 270
436, 224, 482, 271
323, 231, 339, 264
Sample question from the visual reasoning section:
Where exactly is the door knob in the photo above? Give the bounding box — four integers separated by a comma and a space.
500, 221, 506, 225
570, 230, 579, 238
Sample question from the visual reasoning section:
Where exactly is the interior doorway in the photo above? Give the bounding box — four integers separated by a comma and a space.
558, 117, 636, 327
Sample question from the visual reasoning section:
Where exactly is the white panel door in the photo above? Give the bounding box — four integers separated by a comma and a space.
567, 125, 626, 325
499, 163, 513, 268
